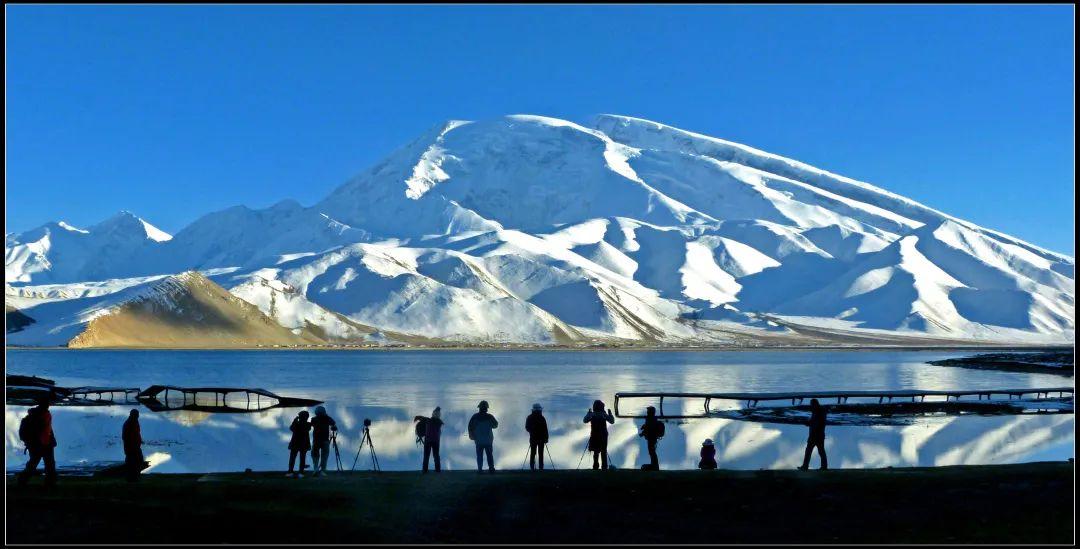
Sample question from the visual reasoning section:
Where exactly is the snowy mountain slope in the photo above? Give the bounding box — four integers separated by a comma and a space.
5, 114, 1074, 346
594, 114, 1071, 264
5, 212, 172, 284
156, 200, 373, 273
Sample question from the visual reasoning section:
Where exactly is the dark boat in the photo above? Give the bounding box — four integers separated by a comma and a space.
136, 385, 323, 413
6, 374, 73, 405
7, 375, 139, 406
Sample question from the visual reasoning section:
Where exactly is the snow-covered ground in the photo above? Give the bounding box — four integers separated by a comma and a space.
6, 115, 1075, 346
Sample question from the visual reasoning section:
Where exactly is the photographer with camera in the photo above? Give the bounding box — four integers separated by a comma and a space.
286, 410, 311, 478
525, 403, 548, 470
418, 406, 443, 473
583, 400, 615, 470
310, 406, 338, 477
468, 400, 499, 473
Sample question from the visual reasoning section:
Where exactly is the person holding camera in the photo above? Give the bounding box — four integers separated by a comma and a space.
583, 400, 615, 470
287, 410, 311, 478
468, 400, 499, 473
525, 403, 549, 470
309, 406, 338, 477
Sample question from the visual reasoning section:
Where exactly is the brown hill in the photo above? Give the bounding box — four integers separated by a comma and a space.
68, 272, 322, 348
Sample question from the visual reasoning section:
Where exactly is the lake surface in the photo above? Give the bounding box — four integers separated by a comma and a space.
4, 349, 1074, 473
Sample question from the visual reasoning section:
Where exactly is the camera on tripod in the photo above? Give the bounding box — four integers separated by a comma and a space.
351, 418, 380, 471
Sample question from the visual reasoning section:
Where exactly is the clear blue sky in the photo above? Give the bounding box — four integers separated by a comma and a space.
6, 5, 1075, 254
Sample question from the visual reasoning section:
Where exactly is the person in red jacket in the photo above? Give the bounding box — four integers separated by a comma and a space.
18, 397, 57, 486
122, 409, 144, 482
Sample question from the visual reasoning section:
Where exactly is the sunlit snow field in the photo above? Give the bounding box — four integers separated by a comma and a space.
5, 349, 1073, 473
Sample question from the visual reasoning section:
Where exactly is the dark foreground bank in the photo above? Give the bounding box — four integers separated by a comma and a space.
6, 462, 1074, 544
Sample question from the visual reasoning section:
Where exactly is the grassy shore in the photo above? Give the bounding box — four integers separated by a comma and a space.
6, 462, 1073, 543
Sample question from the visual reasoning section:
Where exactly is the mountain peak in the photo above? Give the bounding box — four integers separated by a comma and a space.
6, 114, 1074, 345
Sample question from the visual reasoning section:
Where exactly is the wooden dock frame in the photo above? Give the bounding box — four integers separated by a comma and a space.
613, 387, 1075, 418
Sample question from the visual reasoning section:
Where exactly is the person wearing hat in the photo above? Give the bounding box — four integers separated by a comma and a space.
423, 407, 444, 473
525, 403, 549, 470
309, 406, 338, 477
468, 400, 499, 472
699, 438, 717, 470
287, 410, 312, 478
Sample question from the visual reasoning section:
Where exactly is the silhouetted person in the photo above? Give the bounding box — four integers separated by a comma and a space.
18, 397, 57, 486
287, 410, 311, 478
309, 406, 337, 477
638, 406, 665, 470
525, 403, 549, 470
423, 407, 443, 473
699, 438, 717, 470
798, 399, 828, 471
584, 400, 615, 470
468, 400, 499, 472
122, 409, 144, 482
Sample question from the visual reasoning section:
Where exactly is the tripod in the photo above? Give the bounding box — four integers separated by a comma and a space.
522, 443, 558, 470
330, 430, 343, 472
576, 437, 592, 469
351, 425, 381, 472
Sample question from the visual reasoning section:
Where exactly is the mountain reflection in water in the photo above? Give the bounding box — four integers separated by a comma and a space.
4, 349, 1074, 473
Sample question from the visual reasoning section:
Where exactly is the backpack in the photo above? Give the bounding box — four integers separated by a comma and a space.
413, 416, 428, 445
643, 419, 665, 439
18, 411, 36, 445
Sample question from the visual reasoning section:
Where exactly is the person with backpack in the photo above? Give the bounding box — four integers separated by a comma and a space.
525, 403, 549, 470
798, 398, 829, 471
699, 438, 717, 470
309, 406, 337, 477
467, 400, 499, 473
18, 397, 57, 486
122, 409, 144, 482
419, 407, 443, 473
638, 405, 665, 470
583, 400, 615, 470
287, 410, 311, 478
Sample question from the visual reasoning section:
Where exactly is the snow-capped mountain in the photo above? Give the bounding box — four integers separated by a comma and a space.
6, 211, 171, 284
5, 115, 1074, 346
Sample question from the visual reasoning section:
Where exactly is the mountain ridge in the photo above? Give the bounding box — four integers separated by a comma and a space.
6, 114, 1074, 347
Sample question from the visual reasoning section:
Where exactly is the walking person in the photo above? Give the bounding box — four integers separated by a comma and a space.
422, 407, 443, 473
798, 399, 828, 471
122, 409, 144, 482
468, 401, 499, 473
583, 400, 615, 470
638, 406, 665, 470
699, 439, 717, 470
287, 410, 312, 478
309, 406, 337, 477
17, 397, 57, 487
525, 403, 549, 470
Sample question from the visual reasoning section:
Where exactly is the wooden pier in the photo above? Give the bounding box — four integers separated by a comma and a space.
136, 385, 322, 413
613, 387, 1075, 418
67, 387, 141, 405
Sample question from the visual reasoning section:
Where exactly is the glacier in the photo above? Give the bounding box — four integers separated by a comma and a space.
5, 114, 1074, 346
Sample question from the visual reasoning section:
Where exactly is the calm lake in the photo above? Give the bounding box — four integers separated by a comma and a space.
4, 349, 1074, 473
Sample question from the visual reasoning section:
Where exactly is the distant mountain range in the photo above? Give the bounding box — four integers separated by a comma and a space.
6, 115, 1074, 347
